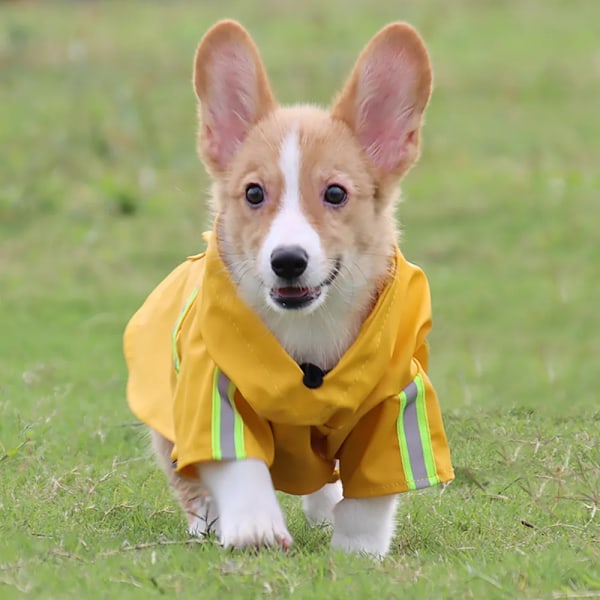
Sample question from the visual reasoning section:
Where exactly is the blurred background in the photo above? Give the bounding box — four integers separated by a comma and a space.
1, 0, 599, 427
0, 2, 599, 594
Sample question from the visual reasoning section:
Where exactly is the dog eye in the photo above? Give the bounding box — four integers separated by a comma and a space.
323, 184, 347, 207
245, 184, 264, 207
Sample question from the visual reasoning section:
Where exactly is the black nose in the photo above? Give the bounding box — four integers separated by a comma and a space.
270, 246, 308, 280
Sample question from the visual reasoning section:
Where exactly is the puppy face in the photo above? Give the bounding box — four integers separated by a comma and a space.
193, 21, 432, 319
217, 107, 392, 317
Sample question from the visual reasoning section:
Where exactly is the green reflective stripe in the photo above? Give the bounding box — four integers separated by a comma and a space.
414, 374, 439, 487
396, 389, 417, 490
397, 374, 440, 490
211, 367, 222, 460
211, 368, 245, 461
172, 287, 199, 373
229, 379, 246, 459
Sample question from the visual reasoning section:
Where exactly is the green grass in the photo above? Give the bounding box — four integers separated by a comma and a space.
1, 0, 599, 597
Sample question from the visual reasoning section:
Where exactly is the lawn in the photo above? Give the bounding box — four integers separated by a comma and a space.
1, 0, 599, 597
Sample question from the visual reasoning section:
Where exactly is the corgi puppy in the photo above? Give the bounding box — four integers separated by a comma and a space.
125, 19, 454, 557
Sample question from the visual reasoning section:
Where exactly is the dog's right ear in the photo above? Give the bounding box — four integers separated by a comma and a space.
193, 20, 276, 173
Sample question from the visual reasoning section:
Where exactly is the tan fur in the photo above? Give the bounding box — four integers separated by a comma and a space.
150, 430, 208, 528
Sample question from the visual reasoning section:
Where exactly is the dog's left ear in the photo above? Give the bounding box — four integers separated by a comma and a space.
332, 23, 432, 177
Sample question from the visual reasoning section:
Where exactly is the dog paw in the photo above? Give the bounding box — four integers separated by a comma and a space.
330, 531, 385, 558
188, 516, 212, 538
331, 496, 398, 557
199, 458, 292, 550
219, 509, 292, 550
302, 481, 342, 526
187, 498, 220, 538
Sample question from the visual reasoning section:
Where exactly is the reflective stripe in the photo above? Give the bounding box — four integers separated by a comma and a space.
230, 379, 246, 459
397, 382, 418, 488
397, 374, 439, 490
415, 374, 439, 485
172, 287, 199, 373
211, 368, 222, 460
217, 371, 236, 459
211, 367, 246, 460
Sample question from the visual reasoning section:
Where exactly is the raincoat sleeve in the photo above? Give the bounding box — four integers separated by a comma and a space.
170, 303, 276, 478
338, 356, 454, 498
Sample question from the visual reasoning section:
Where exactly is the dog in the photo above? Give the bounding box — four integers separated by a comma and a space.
124, 20, 454, 556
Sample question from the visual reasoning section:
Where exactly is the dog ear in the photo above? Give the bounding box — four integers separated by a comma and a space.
193, 20, 276, 172
332, 23, 432, 176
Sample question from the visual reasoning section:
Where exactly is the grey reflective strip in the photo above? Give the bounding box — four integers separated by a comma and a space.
217, 370, 237, 460
401, 380, 430, 489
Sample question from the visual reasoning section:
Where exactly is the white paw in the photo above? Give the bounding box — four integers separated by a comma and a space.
187, 498, 220, 538
302, 481, 343, 526
331, 531, 388, 558
199, 459, 292, 550
219, 507, 292, 550
331, 496, 398, 557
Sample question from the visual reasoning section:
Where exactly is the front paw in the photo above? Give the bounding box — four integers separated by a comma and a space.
219, 507, 292, 550
302, 481, 343, 526
199, 458, 292, 550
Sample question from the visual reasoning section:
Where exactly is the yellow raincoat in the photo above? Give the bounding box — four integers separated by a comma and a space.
124, 232, 454, 498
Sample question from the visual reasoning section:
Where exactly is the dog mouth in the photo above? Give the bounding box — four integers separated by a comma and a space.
269, 259, 341, 310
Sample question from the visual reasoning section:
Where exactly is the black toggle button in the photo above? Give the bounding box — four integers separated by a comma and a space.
300, 363, 325, 389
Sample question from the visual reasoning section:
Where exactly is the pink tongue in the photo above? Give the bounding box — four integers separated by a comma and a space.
275, 287, 310, 298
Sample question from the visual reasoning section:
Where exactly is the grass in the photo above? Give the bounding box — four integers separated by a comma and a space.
1, 0, 599, 597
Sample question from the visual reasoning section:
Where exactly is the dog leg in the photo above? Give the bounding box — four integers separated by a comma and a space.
331, 495, 398, 556
302, 481, 343, 525
199, 458, 292, 550
150, 430, 218, 537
